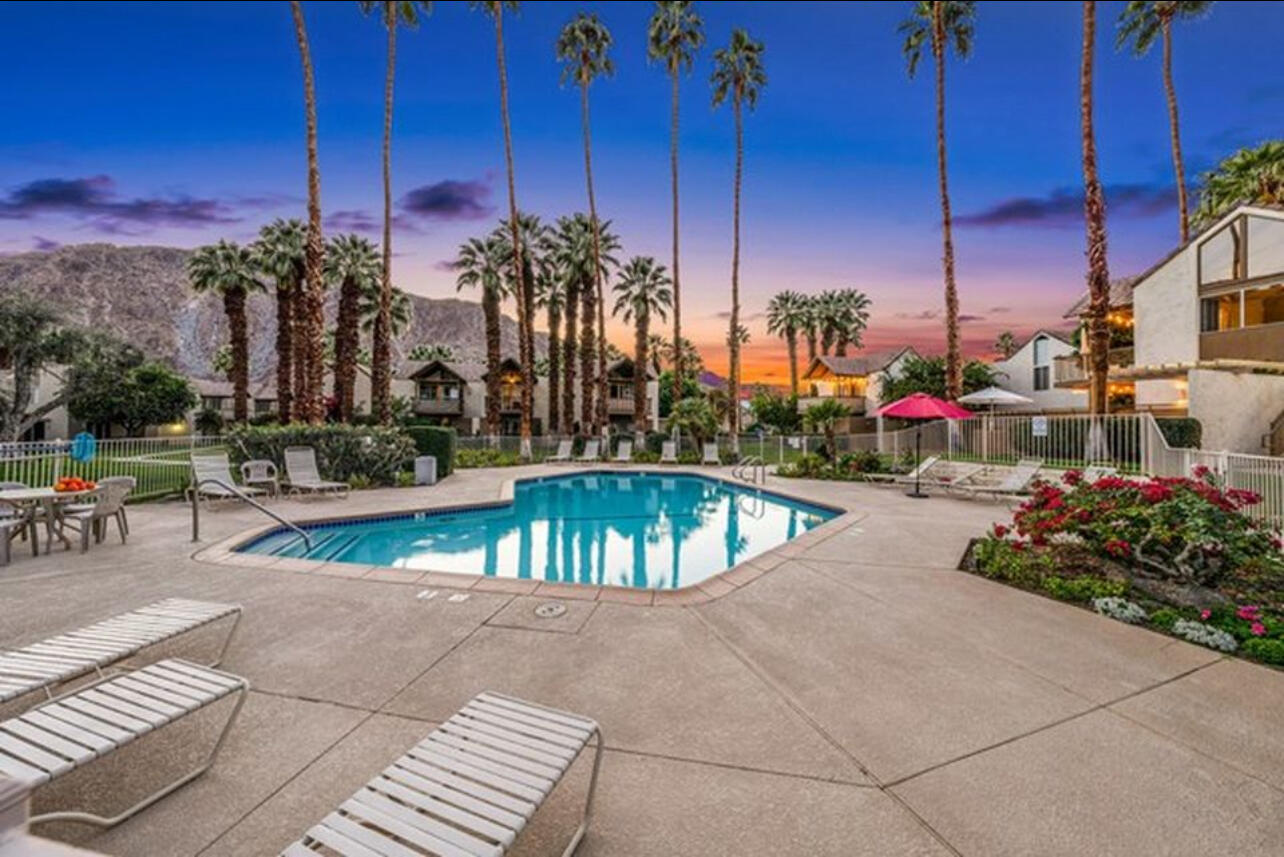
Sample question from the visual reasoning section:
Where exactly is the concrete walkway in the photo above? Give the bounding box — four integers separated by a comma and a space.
1, 466, 1281, 856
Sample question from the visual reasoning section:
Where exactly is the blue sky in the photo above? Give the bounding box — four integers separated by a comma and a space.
1, 1, 1280, 382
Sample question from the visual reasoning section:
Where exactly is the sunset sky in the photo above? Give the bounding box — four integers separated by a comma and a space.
2, 1, 1281, 383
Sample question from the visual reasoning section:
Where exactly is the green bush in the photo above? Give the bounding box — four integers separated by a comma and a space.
226, 423, 414, 486
1039, 575, 1128, 603
972, 537, 1053, 586
1242, 637, 1284, 665
404, 425, 457, 476
1149, 607, 1183, 630
456, 448, 523, 468
1156, 417, 1202, 449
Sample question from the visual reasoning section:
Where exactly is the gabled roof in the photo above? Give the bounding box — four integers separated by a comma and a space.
1063, 277, 1137, 318
402, 360, 488, 384
606, 356, 657, 380
996, 329, 1075, 362
1130, 202, 1284, 294
802, 346, 917, 380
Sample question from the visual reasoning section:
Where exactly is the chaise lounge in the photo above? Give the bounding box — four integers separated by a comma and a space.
284, 446, 350, 498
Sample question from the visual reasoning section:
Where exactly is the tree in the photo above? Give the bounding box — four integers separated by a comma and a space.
359, 281, 412, 339
455, 235, 508, 435
326, 233, 381, 421
251, 218, 305, 422
408, 343, 454, 362
1116, 1, 1213, 243
473, 1, 533, 454
534, 265, 564, 434
557, 11, 615, 435
666, 396, 717, 446
646, 333, 669, 377
1081, 0, 1111, 414
647, 0, 704, 412
657, 369, 700, 419
994, 330, 1017, 359
900, 0, 975, 400
211, 343, 234, 381
67, 361, 197, 437
711, 27, 766, 452
880, 354, 996, 403
749, 389, 800, 433
803, 398, 849, 460
290, 0, 327, 424
0, 296, 84, 440
553, 213, 619, 432
358, 0, 433, 424
801, 294, 822, 363
1193, 141, 1284, 228
832, 288, 872, 356
494, 212, 553, 433
612, 256, 673, 435
189, 241, 264, 422
766, 290, 808, 396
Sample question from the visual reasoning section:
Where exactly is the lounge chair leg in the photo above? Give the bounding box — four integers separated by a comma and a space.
561, 724, 604, 857
28, 680, 249, 830
208, 608, 243, 669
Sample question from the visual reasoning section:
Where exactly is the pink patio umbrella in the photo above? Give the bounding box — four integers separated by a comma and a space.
876, 393, 975, 498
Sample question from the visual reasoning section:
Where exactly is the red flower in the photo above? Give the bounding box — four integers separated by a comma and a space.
1237, 605, 1261, 621
1250, 622, 1268, 637
1104, 538, 1131, 558
1063, 469, 1083, 486
992, 524, 1009, 539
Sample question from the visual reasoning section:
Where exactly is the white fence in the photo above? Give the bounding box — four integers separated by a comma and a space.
0, 436, 224, 500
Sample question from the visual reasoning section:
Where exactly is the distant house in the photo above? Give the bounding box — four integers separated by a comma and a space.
799, 347, 919, 431
193, 378, 278, 423
991, 330, 1084, 412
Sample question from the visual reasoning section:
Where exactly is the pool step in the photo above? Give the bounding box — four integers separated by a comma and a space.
314, 533, 359, 563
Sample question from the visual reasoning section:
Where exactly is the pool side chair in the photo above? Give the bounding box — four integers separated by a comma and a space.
0, 500, 38, 567
659, 441, 678, 464
949, 458, 1044, 501
702, 442, 720, 466
1082, 464, 1118, 483
283, 446, 349, 499
863, 454, 940, 484
612, 440, 632, 463
546, 440, 574, 464
278, 692, 602, 857
60, 478, 133, 553
574, 440, 600, 464
190, 453, 264, 507
240, 459, 279, 498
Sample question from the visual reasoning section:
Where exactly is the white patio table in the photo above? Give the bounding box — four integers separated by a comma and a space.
0, 487, 94, 554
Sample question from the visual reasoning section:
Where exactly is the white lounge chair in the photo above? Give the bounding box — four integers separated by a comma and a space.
950, 458, 1044, 500
612, 439, 633, 463
702, 442, 720, 465
864, 455, 939, 484
278, 692, 601, 857
0, 598, 242, 708
0, 659, 248, 829
575, 440, 600, 463
1082, 464, 1117, 483
660, 441, 678, 464
546, 440, 573, 464
190, 453, 264, 506
284, 446, 349, 498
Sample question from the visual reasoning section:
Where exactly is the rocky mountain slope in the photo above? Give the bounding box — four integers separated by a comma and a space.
0, 243, 541, 380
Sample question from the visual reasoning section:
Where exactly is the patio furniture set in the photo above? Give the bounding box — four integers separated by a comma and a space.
0, 478, 135, 566
546, 439, 723, 466
188, 446, 349, 507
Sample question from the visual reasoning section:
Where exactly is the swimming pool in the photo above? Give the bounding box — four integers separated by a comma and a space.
238, 472, 839, 590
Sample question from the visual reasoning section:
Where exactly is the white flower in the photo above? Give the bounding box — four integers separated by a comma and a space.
1171, 619, 1237, 653
1092, 597, 1148, 624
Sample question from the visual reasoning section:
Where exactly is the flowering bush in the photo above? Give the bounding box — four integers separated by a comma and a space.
1092, 597, 1148, 624
1171, 619, 1238, 653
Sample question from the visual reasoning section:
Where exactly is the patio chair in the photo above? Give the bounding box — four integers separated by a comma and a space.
1082, 464, 1117, 483
61, 475, 134, 540
60, 478, 134, 553
0, 511, 37, 567
283, 446, 349, 498
190, 453, 265, 506
863, 455, 939, 484
612, 439, 633, 463
278, 692, 601, 857
660, 441, 678, 464
702, 442, 720, 465
574, 440, 600, 463
546, 440, 573, 464
240, 459, 279, 498
949, 458, 1044, 501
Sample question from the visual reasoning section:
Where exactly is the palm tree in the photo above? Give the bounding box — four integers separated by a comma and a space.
1081, 0, 1111, 415
711, 27, 766, 452
553, 214, 619, 433
613, 257, 673, 435
557, 12, 615, 435
359, 0, 433, 425
1116, 1, 1212, 244
647, 1, 704, 413
251, 218, 305, 422
189, 241, 264, 423
535, 266, 564, 434
646, 333, 670, 377
455, 235, 509, 435
359, 282, 411, 339
495, 212, 553, 434
900, 0, 975, 401
290, 0, 326, 424
801, 295, 821, 363
994, 330, 1017, 359
1193, 141, 1284, 227
833, 288, 872, 356
551, 216, 581, 433
473, 0, 533, 452
408, 343, 453, 362
765, 290, 808, 396
325, 233, 381, 421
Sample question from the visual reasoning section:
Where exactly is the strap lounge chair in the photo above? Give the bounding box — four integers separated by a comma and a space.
612, 440, 632, 463
0, 659, 248, 829
659, 441, 678, 464
284, 446, 350, 498
0, 599, 242, 709
190, 453, 265, 506
574, 440, 600, 464
949, 458, 1044, 501
546, 440, 573, 464
702, 443, 720, 466
863, 455, 939, 484
279, 692, 601, 857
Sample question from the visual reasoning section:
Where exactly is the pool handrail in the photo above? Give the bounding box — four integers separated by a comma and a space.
190, 477, 313, 552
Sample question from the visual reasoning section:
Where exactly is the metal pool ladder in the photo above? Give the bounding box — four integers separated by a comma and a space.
733, 456, 766, 485
189, 477, 313, 552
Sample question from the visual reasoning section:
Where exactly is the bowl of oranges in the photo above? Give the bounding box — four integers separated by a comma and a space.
53, 476, 96, 493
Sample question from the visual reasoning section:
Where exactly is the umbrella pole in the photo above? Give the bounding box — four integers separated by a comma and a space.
907, 423, 927, 499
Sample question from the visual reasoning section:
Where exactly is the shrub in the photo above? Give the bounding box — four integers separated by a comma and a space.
456, 448, 522, 468
836, 450, 885, 476
1092, 597, 1148, 624
1156, 417, 1202, 450
1171, 619, 1238, 652
226, 423, 414, 486
347, 473, 374, 490
1242, 637, 1284, 665
404, 425, 457, 476
1149, 607, 1182, 630
777, 453, 828, 479
972, 537, 1052, 586
1040, 575, 1127, 602
194, 407, 224, 436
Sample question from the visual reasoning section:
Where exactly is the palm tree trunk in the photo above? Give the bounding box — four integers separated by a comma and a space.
805, 331, 817, 364
333, 276, 362, 420
563, 278, 578, 432
493, 10, 531, 450
580, 272, 596, 431
1081, 0, 1111, 415
291, 0, 325, 424
933, 1, 962, 401
835, 332, 849, 357
728, 97, 743, 450
580, 82, 607, 436
371, 7, 397, 424
274, 285, 293, 422
483, 291, 502, 435
669, 70, 684, 416
821, 326, 833, 356
547, 304, 561, 434
1161, 18, 1188, 244
787, 331, 798, 397
634, 311, 648, 435
292, 261, 307, 416
226, 290, 250, 423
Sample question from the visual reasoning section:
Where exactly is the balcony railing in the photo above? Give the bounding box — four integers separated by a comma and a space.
1053, 347, 1134, 388
1200, 323, 1284, 362
414, 398, 463, 415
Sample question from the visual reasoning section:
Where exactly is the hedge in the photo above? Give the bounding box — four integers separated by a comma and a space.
1156, 417, 1201, 450
225, 423, 415, 486
404, 425, 457, 476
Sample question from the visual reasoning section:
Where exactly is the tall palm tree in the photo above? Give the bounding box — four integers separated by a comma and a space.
359, 0, 433, 424
816, 290, 841, 356
554, 214, 619, 432
1116, 1, 1212, 244
189, 241, 264, 423
359, 282, 411, 339
647, 1, 704, 412
801, 295, 821, 364
900, 0, 975, 401
473, 1, 533, 451
251, 218, 305, 422
1081, 0, 1112, 415
325, 233, 381, 420
455, 235, 508, 435
494, 212, 552, 433
1193, 140, 1284, 228
613, 257, 673, 435
552, 216, 581, 433
765, 290, 808, 396
833, 288, 872, 356
290, 0, 326, 424
711, 27, 766, 452
535, 266, 564, 434
557, 12, 615, 434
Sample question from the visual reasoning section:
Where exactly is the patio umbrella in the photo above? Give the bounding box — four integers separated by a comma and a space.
955, 386, 1033, 409
875, 393, 975, 499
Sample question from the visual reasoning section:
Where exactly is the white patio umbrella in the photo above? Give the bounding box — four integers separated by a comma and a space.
956, 386, 1034, 409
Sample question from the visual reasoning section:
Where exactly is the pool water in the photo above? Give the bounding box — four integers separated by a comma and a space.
240, 472, 838, 590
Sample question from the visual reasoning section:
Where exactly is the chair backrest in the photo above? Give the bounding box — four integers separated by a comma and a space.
908, 455, 939, 477
554, 440, 572, 458
615, 440, 632, 460
241, 459, 277, 481
581, 440, 600, 459
661, 441, 677, 460
284, 446, 322, 482
0, 481, 27, 491
999, 459, 1043, 490
91, 477, 133, 516
191, 452, 235, 486
1083, 465, 1116, 482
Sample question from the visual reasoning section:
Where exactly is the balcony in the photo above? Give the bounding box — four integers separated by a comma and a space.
1053, 348, 1134, 388
1200, 322, 1284, 362
414, 398, 463, 416
607, 396, 635, 415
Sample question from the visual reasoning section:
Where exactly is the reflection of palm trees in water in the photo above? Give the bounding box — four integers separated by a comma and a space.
668, 480, 723, 589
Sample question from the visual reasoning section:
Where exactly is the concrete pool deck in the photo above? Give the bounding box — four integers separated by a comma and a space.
1, 464, 1282, 855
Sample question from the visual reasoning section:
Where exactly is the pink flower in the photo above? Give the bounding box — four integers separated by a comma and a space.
1251, 622, 1267, 637
1200, 609, 1211, 621
1237, 605, 1261, 621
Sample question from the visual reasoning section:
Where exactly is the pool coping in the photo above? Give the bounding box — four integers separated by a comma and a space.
191, 465, 860, 607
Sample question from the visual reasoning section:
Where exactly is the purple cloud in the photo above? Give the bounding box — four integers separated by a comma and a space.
0, 175, 240, 232
32, 235, 61, 251
895, 309, 939, 321
957, 183, 1178, 228
432, 259, 458, 273
988, 306, 1012, 314
958, 314, 986, 323
399, 179, 493, 221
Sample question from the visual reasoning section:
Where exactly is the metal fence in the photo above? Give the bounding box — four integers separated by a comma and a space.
0, 436, 224, 501
455, 433, 844, 465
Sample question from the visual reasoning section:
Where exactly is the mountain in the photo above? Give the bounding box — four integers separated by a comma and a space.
0, 243, 543, 380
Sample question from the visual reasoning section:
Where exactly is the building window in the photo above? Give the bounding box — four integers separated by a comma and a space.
201, 396, 225, 411
1031, 336, 1050, 390
1201, 293, 1241, 332
609, 382, 630, 400
1033, 366, 1050, 391
1243, 282, 1284, 326
1032, 336, 1049, 366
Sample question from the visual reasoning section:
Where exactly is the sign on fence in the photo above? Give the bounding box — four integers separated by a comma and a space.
1031, 416, 1048, 438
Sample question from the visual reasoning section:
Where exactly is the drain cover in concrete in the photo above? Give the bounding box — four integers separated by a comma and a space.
534, 601, 568, 619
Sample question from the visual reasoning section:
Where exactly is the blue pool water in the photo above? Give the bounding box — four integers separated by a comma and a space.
239, 472, 838, 590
